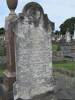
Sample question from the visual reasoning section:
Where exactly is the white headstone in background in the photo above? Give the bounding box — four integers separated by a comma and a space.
65, 30, 71, 42
72, 24, 75, 40
73, 30, 75, 40
13, 2, 53, 100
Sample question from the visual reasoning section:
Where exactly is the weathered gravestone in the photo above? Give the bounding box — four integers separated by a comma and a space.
59, 40, 75, 61
12, 2, 53, 100
65, 30, 71, 43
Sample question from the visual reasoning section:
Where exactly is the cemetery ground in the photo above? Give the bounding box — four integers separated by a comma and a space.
52, 42, 75, 99
52, 42, 75, 71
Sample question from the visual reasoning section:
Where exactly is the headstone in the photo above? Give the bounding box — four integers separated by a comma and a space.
13, 2, 53, 100
60, 41, 75, 61
72, 24, 75, 40
65, 30, 71, 42
73, 30, 75, 40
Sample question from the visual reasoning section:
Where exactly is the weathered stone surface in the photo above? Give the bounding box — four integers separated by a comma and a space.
13, 2, 53, 100
60, 41, 75, 60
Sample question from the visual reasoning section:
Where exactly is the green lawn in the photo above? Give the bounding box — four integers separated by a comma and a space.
53, 61, 75, 71
52, 43, 75, 71
0, 64, 5, 76
52, 43, 60, 52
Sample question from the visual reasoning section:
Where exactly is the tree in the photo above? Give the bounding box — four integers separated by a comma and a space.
0, 28, 5, 35
60, 17, 75, 35
54, 30, 60, 35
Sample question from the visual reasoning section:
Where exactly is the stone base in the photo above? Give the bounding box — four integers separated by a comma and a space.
3, 70, 16, 91
13, 82, 54, 100
31, 91, 55, 100
15, 91, 55, 100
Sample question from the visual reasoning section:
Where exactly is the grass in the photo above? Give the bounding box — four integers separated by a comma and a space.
52, 43, 60, 52
53, 61, 75, 71
0, 64, 5, 77
52, 43, 75, 71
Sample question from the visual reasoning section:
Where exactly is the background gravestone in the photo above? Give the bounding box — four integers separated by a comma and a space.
60, 41, 75, 61
13, 2, 53, 100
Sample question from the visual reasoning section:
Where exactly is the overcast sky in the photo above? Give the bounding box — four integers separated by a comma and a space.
0, 0, 75, 30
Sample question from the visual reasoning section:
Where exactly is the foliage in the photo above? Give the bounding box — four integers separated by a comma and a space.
54, 30, 60, 35
60, 17, 75, 35
52, 43, 60, 52
53, 61, 75, 71
0, 27, 5, 35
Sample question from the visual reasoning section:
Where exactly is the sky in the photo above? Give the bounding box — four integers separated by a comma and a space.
0, 0, 75, 30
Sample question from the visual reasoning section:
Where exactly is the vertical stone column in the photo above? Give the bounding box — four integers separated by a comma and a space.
3, 0, 18, 99
4, 14, 16, 91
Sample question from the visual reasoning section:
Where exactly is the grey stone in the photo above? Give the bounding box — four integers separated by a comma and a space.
13, 2, 53, 100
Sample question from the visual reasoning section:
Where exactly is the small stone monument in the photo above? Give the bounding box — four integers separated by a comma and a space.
72, 24, 75, 40
65, 28, 71, 42
73, 30, 75, 40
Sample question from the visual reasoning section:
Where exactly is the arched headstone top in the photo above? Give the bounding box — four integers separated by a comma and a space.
12, 2, 53, 32
21, 2, 44, 27
22, 2, 44, 15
